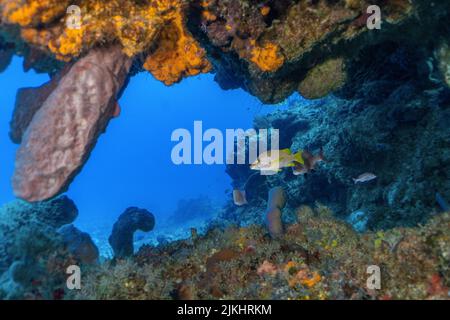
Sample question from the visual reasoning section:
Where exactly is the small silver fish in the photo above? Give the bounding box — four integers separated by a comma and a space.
353, 173, 377, 184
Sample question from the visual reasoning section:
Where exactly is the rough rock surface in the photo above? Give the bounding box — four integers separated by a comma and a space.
0, 196, 78, 299
12, 45, 132, 202
0, 1, 449, 102
190, 0, 450, 102
109, 207, 156, 259
0, 41, 13, 72
223, 43, 450, 231
59, 224, 99, 265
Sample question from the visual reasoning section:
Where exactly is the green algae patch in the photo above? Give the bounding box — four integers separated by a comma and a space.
298, 58, 347, 99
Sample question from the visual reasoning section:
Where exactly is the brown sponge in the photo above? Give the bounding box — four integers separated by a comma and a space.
265, 187, 286, 238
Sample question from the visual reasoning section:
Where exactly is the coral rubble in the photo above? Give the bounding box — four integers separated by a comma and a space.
1, 0, 449, 102
0, 0, 449, 301
1, 1, 450, 200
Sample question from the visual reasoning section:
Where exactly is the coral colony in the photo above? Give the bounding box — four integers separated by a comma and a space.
0, 0, 449, 301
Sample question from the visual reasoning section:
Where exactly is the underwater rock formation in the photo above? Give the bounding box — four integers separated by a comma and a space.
0, 195, 78, 231
59, 224, 99, 265
0, 196, 79, 299
0, 41, 13, 72
0, 0, 449, 102
12, 45, 132, 202
109, 207, 156, 259
189, 0, 450, 102
224, 42, 450, 231
1, 1, 450, 200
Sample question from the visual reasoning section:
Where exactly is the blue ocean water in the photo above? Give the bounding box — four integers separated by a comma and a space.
0, 56, 286, 252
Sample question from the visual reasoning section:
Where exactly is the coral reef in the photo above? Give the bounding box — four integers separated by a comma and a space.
0, 0, 211, 82
59, 224, 99, 265
0, 195, 447, 300
0, 196, 92, 299
12, 45, 132, 202
1, 1, 450, 200
223, 43, 450, 231
109, 207, 156, 259
0, 196, 78, 231
194, 0, 449, 102
0, 0, 448, 102
71, 207, 449, 300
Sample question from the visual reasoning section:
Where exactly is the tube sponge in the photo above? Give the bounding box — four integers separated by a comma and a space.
108, 207, 155, 259
265, 187, 287, 238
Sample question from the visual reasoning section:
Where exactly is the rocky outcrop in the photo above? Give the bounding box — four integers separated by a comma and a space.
0, 196, 78, 299
1, 1, 450, 201
109, 207, 155, 259
12, 45, 132, 202
59, 224, 99, 265
188, 0, 450, 102
224, 43, 450, 231
1, 1, 449, 102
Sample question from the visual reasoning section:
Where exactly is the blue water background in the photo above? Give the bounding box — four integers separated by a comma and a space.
0, 56, 290, 252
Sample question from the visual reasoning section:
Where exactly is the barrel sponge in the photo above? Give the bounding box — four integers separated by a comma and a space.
12, 45, 132, 202
265, 187, 287, 238
108, 207, 155, 258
